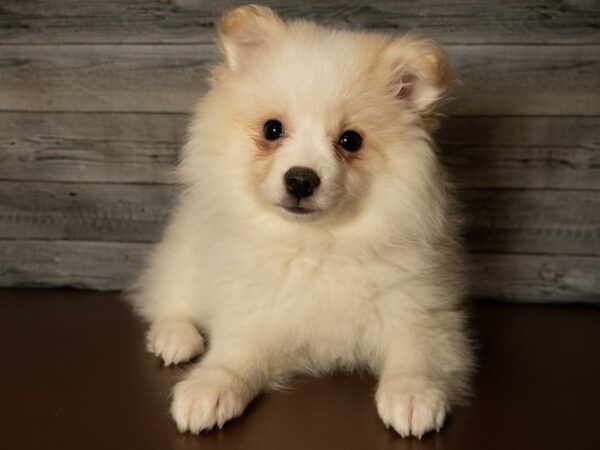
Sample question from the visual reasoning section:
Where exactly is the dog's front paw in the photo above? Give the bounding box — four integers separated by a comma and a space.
171, 367, 250, 434
376, 378, 448, 439
146, 319, 204, 365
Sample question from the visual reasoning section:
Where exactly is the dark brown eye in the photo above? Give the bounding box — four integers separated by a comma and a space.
264, 120, 284, 140
339, 130, 362, 152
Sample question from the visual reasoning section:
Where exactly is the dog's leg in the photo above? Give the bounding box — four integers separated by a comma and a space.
137, 255, 207, 366
375, 309, 471, 438
170, 336, 273, 434
131, 202, 209, 365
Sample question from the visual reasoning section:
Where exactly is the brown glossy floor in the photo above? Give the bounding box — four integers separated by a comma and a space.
1, 289, 599, 450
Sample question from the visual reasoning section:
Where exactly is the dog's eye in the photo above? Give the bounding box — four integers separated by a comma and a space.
264, 120, 284, 140
339, 130, 362, 152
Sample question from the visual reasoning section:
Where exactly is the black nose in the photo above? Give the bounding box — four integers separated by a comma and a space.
284, 166, 320, 200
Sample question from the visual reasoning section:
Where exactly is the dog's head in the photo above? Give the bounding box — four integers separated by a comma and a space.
182, 5, 450, 228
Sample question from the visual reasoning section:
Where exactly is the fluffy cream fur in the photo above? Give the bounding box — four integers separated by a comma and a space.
129, 4, 473, 439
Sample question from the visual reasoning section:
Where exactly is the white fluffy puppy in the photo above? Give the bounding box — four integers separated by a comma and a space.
130, 4, 473, 439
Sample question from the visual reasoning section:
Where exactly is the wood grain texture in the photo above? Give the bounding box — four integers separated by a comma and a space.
2, 0, 599, 45
0, 240, 148, 291
2, 112, 598, 189
1, 181, 598, 256
0, 112, 183, 183
0, 182, 173, 243
464, 190, 600, 255
0, 44, 212, 113
470, 253, 600, 303
1, 44, 599, 115
438, 116, 600, 190
1, 240, 597, 303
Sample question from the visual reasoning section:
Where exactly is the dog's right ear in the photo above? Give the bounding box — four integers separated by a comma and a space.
218, 5, 285, 71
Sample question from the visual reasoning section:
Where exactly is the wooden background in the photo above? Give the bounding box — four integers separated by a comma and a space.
0, 1, 599, 303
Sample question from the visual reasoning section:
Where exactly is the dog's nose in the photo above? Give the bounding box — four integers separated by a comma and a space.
284, 166, 320, 199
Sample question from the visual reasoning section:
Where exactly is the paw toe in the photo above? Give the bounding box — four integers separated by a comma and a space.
171, 368, 249, 433
376, 379, 448, 438
147, 320, 204, 365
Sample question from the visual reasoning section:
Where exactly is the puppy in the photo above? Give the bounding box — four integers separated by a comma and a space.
130, 4, 473, 438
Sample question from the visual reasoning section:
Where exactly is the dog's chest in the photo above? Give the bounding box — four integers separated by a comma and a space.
219, 242, 387, 306
205, 240, 397, 357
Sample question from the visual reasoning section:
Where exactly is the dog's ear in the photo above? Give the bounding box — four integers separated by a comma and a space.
381, 35, 451, 114
218, 5, 285, 71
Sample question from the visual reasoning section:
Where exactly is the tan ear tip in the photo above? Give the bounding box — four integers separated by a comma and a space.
428, 50, 451, 88
218, 4, 277, 35
415, 41, 451, 88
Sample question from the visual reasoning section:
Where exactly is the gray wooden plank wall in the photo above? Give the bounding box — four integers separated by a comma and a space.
0, 1, 599, 303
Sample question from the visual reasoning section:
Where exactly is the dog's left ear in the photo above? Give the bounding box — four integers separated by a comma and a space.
381, 35, 451, 114
218, 5, 285, 71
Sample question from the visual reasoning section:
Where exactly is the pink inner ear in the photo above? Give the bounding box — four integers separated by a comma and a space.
225, 29, 272, 71
397, 73, 417, 100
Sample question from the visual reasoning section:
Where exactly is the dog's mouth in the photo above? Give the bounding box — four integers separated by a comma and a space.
277, 202, 323, 218
282, 205, 315, 215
